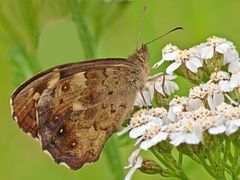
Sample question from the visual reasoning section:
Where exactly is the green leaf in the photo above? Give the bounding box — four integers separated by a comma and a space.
9, 44, 40, 85
104, 135, 124, 180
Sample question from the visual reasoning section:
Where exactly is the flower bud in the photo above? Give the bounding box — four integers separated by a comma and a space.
139, 160, 162, 174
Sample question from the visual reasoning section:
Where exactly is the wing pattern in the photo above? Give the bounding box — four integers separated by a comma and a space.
10, 58, 142, 169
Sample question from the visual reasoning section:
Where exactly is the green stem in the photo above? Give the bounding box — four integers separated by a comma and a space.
198, 154, 216, 178
231, 144, 240, 179
224, 137, 230, 161
68, 0, 96, 59
151, 147, 176, 172
165, 153, 189, 180
151, 147, 190, 180
178, 152, 183, 166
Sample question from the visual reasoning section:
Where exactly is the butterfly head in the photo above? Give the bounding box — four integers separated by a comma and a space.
137, 44, 149, 63
128, 44, 149, 65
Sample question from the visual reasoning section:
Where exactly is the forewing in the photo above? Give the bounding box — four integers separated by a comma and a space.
37, 64, 139, 169
10, 58, 135, 138
10, 69, 60, 138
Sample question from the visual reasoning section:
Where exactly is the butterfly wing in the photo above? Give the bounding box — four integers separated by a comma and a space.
10, 66, 63, 138
11, 58, 142, 169
10, 58, 130, 138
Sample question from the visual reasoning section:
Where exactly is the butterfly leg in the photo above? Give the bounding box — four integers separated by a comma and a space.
140, 91, 149, 109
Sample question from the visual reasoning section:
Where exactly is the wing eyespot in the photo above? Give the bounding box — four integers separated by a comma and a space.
61, 84, 70, 92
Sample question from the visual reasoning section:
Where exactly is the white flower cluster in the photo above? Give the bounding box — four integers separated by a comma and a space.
153, 36, 240, 74
124, 96, 240, 149
122, 36, 240, 180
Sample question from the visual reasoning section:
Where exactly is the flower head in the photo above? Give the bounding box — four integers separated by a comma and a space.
210, 71, 230, 83
200, 36, 240, 73
166, 48, 202, 74
140, 124, 168, 150
189, 82, 224, 110
215, 103, 240, 135
118, 108, 168, 138
200, 36, 231, 59
169, 118, 203, 146
219, 72, 240, 92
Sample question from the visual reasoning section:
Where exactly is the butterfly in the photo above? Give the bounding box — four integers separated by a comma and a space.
10, 44, 150, 169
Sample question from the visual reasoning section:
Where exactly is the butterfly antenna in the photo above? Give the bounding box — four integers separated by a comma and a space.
146, 26, 183, 45
136, 6, 147, 49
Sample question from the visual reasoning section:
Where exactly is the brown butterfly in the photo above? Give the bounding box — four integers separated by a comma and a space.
10, 24, 182, 169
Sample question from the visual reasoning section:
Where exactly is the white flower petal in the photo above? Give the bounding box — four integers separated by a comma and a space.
129, 127, 146, 139
166, 61, 181, 74
165, 74, 177, 80
186, 59, 199, 73
124, 166, 137, 180
213, 93, 225, 107
226, 119, 240, 135
147, 83, 155, 100
134, 89, 152, 107
140, 132, 168, 151
230, 72, 240, 88
129, 124, 151, 138
224, 49, 239, 64
216, 42, 230, 54
154, 81, 164, 95
167, 107, 177, 122
140, 140, 153, 151
219, 80, 234, 92
164, 81, 179, 95
135, 156, 143, 168
188, 98, 204, 111
208, 125, 226, 135
163, 51, 179, 60
127, 149, 141, 165
201, 46, 214, 59
170, 133, 185, 146
134, 92, 145, 107
134, 137, 143, 146
185, 134, 202, 144
185, 126, 203, 144
207, 93, 224, 110
117, 126, 131, 136
124, 156, 142, 180
228, 60, 240, 73
189, 57, 203, 67
153, 59, 165, 69
172, 105, 183, 114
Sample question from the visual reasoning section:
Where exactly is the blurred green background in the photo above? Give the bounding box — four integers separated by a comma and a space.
1, 0, 240, 179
